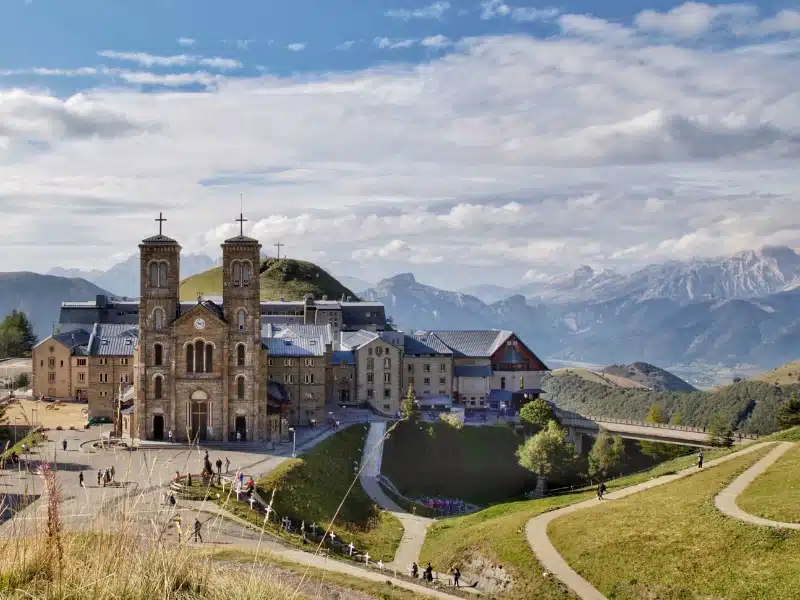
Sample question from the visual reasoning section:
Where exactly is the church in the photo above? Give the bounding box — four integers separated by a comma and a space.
134, 214, 272, 443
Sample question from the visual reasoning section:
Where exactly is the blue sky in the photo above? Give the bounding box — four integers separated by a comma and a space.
1, 0, 799, 287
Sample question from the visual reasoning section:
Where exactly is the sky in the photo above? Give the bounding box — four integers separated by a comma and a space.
1, 0, 799, 290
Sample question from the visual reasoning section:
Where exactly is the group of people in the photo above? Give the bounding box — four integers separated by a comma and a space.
415, 496, 469, 515
410, 562, 462, 587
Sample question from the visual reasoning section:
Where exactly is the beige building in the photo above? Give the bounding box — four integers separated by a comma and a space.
401, 333, 454, 400
342, 330, 402, 415
32, 335, 77, 400
85, 324, 137, 418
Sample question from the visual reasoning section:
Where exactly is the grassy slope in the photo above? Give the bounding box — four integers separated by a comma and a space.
602, 362, 697, 392
179, 258, 357, 302
419, 446, 744, 600
750, 360, 800, 386
543, 373, 800, 434
551, 368, 648, 389
737, 442, 800, 523
548, 446, 799, 600
381, 420, 537, 505
256, 424, 402, 562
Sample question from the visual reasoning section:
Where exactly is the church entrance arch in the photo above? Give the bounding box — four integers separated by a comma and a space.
190, 390, 209, 442
235, 416, 247, 441
153, 415, 164, 440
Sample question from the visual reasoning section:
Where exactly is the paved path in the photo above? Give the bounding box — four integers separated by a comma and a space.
359, 422, 435, 571
525, 442, 772, 600
715, 441, 800, 530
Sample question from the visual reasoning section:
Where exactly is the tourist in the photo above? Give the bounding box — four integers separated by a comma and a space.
62, 439, 67, 452
215, 458, 223, 482
97, 470, 102, 486
697, 451, 704, 469
169, 493, 176, 507
168, 429, 173, 443
110, 465, 115, 481
452, 567, 461, 587
224, 457, 230, 473
193, 518, 203, 543
78, 472, 84, 488
425, 562, 433, 582
411, 562, 419, 578
597, 481, 607, 500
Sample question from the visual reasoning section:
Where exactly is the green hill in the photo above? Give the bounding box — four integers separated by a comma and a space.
601, 362, 697, 392
543, 372, 800, 434
180, 258, 358, 302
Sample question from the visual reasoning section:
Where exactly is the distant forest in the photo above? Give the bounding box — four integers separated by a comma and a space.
542, 374, 800, 435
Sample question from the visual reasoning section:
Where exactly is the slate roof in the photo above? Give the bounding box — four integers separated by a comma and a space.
331, 350, 355, 366
263, 337, 325, 357
454, 365, 494, 378
488, 389, 513, 402
88, 323, 140, 356
340, 303, 386, 328
419, 330, 512, 358
403, 334, 453, 356
223, 235, 260, 245
140, 234, 179, 245
270, 324, 334, 345
340, 330, 379, 350
34, 327, 92, 352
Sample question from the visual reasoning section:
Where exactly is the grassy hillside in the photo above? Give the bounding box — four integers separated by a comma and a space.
749, 360, 800, 385
601, 362, 697, 392
737, 441, 800, 523
255, 424, 402, 562
551, 368, 649, 389
180, 258, 358, 302
548, 447, 797, 600
543, 373, 800, 434
382, 420, 537, 505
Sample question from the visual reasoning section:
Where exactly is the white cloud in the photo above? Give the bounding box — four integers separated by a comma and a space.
336, 40, 356, 50
177, 37, 196, 47
374, 37, 417, 49
386, 2, 450, 20
287, 43, 307, 52
480, 1, 557, 22
421, 35, 452, 48
98, 50, 242, 70
480, 0, 511, 19
755, 9, 800, 34
236, 39, 254, 49
635, 2, 758, 37
2, 23, 800, 285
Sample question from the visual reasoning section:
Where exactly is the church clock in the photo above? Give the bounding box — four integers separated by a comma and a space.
194, 318, 206, 330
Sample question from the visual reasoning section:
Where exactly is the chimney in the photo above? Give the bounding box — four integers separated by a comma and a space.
96, 294, 108, 309
341, 294, 345, 302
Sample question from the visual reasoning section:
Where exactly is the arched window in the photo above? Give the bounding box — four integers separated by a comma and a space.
153, 308, 165, 330
237, 376, 245, 400
149, 263, 159, 287
195, 340, 205, 373
154, 343, 163, 366
500, 376, 506, 390
154, 375, 163, 399
159, 262, 168, 287
186, 344, 194, 373
237, 309, 246, 331
242, 261, 251, 286
237, 344, 245, 367
232, 261, 242, 286
206, 344, 214, 373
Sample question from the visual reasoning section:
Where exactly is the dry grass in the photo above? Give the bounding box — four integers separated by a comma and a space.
550, 368, 647, 389
750, 360, 800, 386
548, 446, 800, 600
4, 398, 88, 430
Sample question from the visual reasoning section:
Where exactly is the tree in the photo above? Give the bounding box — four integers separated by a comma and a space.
646, 404, 665, 424
519, 398, 557, 432
639, 403, 684, 461
777, 393, 800, 429
669, 411, 684, 426
400, 383, 417, 421
0, 311, 38, 359
14, 373, 30, 389
588, 429, 625, 478
707, 413, 734, 447
439, 412, 464, 429
516, 420, 574, 479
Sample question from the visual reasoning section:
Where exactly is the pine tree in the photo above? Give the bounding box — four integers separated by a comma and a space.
777, 393, 800, 429
400, 383, 417, 420
0, 310, 38, 358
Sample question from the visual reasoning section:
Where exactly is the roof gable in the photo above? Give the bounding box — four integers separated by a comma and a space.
421, 330, 511, 358
173, 301, 227, 329
88, 323, 140, 356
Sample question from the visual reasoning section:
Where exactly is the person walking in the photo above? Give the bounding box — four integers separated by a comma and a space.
452, 567, 461, 588
697, 451, 704, 469
424, 562, 433, 583
97, 470, 102, 486
110, 465, 115, 481
224, 457, 230, 473
168, 429, 173, 443
597, 481, 607, 500
411, 562, 419, 578
78, 472, 84, 488
215, 458, 223, 483
62, 439, 67, 452
193, 518, 203, 543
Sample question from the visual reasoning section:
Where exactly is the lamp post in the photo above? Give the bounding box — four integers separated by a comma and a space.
288, 427, 296, 458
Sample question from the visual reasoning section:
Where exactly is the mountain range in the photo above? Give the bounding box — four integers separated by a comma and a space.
361, 246, 800, 375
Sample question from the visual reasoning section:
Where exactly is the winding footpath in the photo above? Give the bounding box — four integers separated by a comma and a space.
714, 441, 800, 530
359, 421, 435, 570
525, 442, 773, 600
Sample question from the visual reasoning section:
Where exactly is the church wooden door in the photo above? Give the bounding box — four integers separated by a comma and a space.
190, 402, 208, 441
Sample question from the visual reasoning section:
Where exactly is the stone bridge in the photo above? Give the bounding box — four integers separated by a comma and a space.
551, 406, 758, 453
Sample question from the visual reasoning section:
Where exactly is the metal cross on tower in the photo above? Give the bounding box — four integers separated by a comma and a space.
155, 212, 167, 235
236, 213, 247, 237
274, 241, 284, 259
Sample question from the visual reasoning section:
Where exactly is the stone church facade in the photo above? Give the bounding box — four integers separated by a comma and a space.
134, 225, 266, 443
